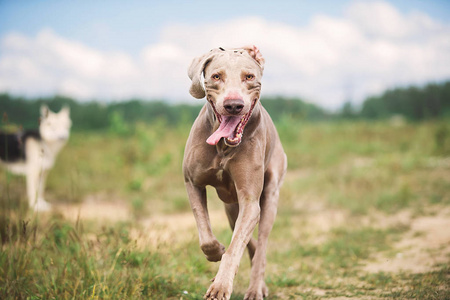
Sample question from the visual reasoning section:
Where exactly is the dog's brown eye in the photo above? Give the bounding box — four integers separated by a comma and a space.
245, 74, 255, 81
212, 74, 220, 81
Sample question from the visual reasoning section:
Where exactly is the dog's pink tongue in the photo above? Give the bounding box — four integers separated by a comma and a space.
206, 116, 241, 145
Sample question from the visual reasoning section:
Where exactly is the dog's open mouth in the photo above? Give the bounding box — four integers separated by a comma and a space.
206, 99, 257, 147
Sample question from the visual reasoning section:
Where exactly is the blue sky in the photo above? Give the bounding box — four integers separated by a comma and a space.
1, 0, 450, 108
0, 1, 352, 53
2, 0, 449, 54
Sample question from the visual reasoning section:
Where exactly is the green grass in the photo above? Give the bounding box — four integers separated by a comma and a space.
1, 120, 449, 299
0, 217, 201, 299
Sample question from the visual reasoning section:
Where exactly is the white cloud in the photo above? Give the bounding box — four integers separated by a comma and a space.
0, 29, 146, 100
1, 1, 449, 109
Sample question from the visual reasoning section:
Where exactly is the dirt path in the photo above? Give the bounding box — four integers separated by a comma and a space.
363, 208, 450, 273
57, 195, 450, 274
57, 195, 229, 249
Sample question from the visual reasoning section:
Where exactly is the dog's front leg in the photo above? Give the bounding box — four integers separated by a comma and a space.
185, 182, 225, 262
205, 170, 263, 300
26, 166, 51, 211
26, 165, 39, 209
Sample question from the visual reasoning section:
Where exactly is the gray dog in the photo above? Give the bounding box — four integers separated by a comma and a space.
183, 46, 287, 300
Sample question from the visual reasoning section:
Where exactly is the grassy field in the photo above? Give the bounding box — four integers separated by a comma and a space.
1, 119, 450, 299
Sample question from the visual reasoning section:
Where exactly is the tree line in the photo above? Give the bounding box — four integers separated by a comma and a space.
359, 81, 450, 120
0, 94, 329, 131
1, 81, 449, 131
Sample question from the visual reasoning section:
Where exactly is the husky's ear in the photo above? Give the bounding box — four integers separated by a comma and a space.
60, 105, 70, 116
40, 105, 50, 118
188, 49, 220, 99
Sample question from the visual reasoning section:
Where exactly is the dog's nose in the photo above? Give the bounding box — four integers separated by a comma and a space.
224, 99, 244, 115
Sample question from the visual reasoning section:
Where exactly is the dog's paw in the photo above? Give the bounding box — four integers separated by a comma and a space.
32, 199, 52, 212
244, 281, 269, 300
201, 240, 225, 262
204, 280, 232, 300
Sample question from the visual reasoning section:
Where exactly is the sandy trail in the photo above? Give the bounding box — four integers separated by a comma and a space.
363, 208, 450, 273
57, 193, 450, 274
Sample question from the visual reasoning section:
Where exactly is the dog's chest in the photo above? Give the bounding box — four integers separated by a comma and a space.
209, 168, 238, 203
203, 154, 239, 202
199, 165, 233, 188
215, 169, 224, 181
191, 155, 237, 203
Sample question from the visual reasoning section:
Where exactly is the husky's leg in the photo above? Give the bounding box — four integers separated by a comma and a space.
26, 164, 38, 209
26, 167, 50, 211
26, 147, 51, 212
36, 169, 51, 211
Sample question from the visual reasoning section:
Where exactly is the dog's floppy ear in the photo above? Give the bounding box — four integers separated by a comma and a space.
40, 105, 50, 118
242, 45, 265, 73
188, 50, 218, 99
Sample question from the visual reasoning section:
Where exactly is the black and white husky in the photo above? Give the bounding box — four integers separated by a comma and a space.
0, 105, 71, 211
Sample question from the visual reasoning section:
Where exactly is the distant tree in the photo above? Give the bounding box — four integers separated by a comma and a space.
0, 94, 203, 131
340, 101, 357, 119
360, 81, 450, 121
1, 80, 449, 131
260, 96, 328, 122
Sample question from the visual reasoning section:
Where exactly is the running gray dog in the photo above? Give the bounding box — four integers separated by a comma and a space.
183, 46, 287, 300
